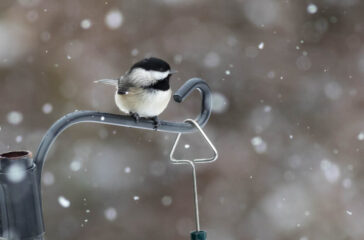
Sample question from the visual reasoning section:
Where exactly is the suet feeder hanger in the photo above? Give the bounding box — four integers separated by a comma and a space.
0, 78, 218, 240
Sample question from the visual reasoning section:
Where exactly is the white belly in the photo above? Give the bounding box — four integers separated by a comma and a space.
114, 89, 172, 117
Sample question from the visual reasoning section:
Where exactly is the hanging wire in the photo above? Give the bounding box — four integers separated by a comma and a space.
169, 119, 218, 232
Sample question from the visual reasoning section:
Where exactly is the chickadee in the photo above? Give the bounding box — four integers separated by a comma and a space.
95, 57, 176, 128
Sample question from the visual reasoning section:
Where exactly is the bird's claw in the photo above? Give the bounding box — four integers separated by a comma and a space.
129, 113, 160, 129
150, 116, 161, 130
130, 112, 140, 123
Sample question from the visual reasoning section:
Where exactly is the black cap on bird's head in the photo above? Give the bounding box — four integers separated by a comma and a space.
127, 57, 177, 89
130, 57, 173, 73
96, 57, 176, 93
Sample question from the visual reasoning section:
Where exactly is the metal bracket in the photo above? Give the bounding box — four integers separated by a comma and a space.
0, 78, 213, 240
34, 78, 212, 183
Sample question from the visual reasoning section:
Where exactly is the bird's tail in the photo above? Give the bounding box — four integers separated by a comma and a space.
94, 79, 118, 87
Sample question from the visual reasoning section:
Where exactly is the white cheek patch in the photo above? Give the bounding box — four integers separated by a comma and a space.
150, 70, 170, 80
129, 68, 170, 86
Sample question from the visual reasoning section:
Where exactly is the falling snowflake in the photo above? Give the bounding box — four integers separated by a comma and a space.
15, 135, 23, 143
307, 3, 318, 14
211, 92, 229, 114
105, 9, 123, 29
80, 19, 92, 29
43, 171, 55, 186
42, 103, 53, 114
258, 42, 265, 49
124, 166, 131, 173
131, 48, 139, 56
161, 196, 173, 206
70, 161, 82, 172
58, 196, 71, 208
104, 207, 117, 221
264, 105, 272, 112
7, 111, 23, 125
203, 52, 220, 68
357, 132, 364, 141
320, 159, 340, 183
6, 164, 26, 183
251, 136, 267, 154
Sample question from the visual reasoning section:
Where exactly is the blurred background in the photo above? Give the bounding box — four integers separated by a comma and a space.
0, 0, 364, 239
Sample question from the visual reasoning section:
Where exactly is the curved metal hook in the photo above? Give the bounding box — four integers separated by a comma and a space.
34, 78, 212, 183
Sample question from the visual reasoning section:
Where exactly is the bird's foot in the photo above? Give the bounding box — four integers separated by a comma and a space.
149, 116, 161, 130
130, 112, 140, 123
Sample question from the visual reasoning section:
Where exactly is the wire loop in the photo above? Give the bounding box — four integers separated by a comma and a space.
169, 119, 218, 164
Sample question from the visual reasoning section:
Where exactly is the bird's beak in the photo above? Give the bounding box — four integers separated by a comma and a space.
169, 70, 178, 75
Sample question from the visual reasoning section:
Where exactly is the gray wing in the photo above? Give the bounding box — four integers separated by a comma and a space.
95, 75, 136, 95
94, 79, 118, 87
95, 76, 131, 95
117, 76, 135, 95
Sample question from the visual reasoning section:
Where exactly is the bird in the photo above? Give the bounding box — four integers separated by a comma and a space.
95, 57, 176, 129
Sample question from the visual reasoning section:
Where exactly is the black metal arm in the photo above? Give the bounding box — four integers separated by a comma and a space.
34, 78, 211, 183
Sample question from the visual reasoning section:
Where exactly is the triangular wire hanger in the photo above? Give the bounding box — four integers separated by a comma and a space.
170, 119, 218, 164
